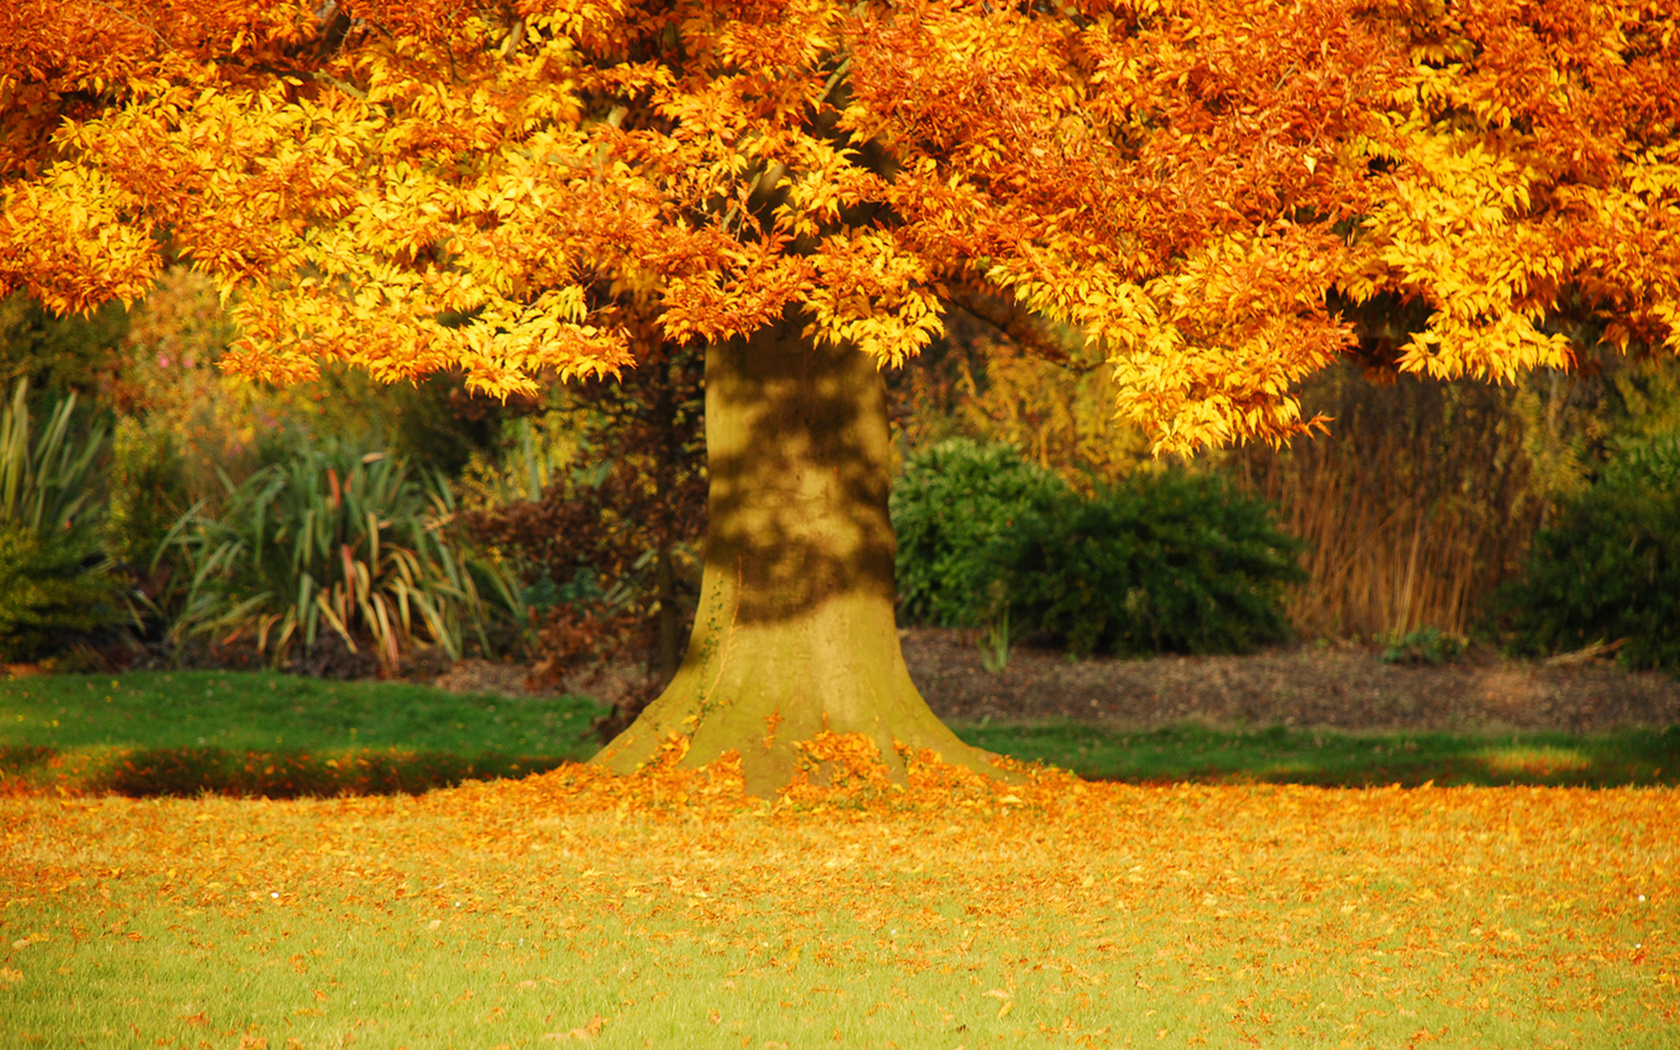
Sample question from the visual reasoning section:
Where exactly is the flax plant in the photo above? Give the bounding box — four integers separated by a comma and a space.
0, 378, 125, 660
165, 442, 523, 670
0, 379, 106, 533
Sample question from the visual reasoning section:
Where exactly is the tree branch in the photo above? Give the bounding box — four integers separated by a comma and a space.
91, 1, 171, 52
943, 281, 1076, 366
312, 70, 366, 100
500, 17, 527, 62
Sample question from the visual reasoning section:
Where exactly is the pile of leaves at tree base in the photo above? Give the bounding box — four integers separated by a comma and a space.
485, 734, 1058, 823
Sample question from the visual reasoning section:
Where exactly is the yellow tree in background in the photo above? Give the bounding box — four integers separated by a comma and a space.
2, 0, 1676, 792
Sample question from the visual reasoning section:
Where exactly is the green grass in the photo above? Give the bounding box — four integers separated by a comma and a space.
3, 872, 1656, 1049
3, 671, 1676, 797
0, 671, 606, 796
2, 784, 1673, 1049
954, 719, 1680, 788
4, 676, 1674, 1049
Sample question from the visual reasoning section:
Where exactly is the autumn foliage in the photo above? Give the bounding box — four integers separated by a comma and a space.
1, 0, 1674, 453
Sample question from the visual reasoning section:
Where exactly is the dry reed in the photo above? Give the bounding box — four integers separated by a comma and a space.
1231, 363, 1571, 640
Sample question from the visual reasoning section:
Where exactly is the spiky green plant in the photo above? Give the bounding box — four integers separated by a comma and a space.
0, 379, 107, 533
167, 441, 524, 669
0, 378, 124, 661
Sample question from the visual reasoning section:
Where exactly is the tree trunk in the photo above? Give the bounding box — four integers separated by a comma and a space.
593, 316, 1003, 796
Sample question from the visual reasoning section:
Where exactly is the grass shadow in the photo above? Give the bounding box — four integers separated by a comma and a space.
1, 670, 607, 796
88, 746, 573, 798
1, 745, 573, 798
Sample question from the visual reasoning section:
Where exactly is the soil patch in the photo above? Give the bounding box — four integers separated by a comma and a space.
900, 628, 1680, 732
436, 628, 1680, 733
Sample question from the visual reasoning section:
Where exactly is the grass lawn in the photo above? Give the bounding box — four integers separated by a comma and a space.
0, 672, 1676, 1047
2, 759, 1675, 1049
3, 672, 1676, 797
0, 672, 608, 797
954, 720, 1680, 789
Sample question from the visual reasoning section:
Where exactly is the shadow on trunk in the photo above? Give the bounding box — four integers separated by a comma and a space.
596, 311, 1013, 795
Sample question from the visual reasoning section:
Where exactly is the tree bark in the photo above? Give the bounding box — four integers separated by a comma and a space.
593, 315, 1004, 796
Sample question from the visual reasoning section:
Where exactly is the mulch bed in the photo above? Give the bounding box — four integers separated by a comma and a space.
435, 628, 1680, 734
900, 628, 1680, 732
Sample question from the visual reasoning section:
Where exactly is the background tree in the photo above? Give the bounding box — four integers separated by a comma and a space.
466, 318, 707, 739
2, 0, 1676, 793
0, 292, 128, 403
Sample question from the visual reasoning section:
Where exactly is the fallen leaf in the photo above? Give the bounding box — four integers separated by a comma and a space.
541, 1015, 607, 1041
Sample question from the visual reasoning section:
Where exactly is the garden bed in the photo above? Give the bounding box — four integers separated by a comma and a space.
435, 628, 1680, 734
900, 628, 1680, 732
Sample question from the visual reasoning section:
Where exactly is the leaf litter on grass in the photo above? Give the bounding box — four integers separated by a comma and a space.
1, 733, 1676, 1049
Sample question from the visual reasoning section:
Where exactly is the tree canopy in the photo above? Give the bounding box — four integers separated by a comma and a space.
5, 0, 1675, 455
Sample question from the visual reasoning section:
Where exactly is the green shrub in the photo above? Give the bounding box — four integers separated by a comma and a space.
891, 440, 1304, 656
0, 379, 125, 661
166, 441, 525, 670
1494, 434, 1680, 671
995, 472, 1306, 657
105, 419, 191, 569
1381, 626, 1467, 665
891, 439, 1067, 626
0, 527, 126, 661
0, 290, 128, 400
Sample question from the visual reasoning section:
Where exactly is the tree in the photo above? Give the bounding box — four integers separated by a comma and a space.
2, 0, 1676, 793
465, 319, 707, 737
1, 290, 129, 403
